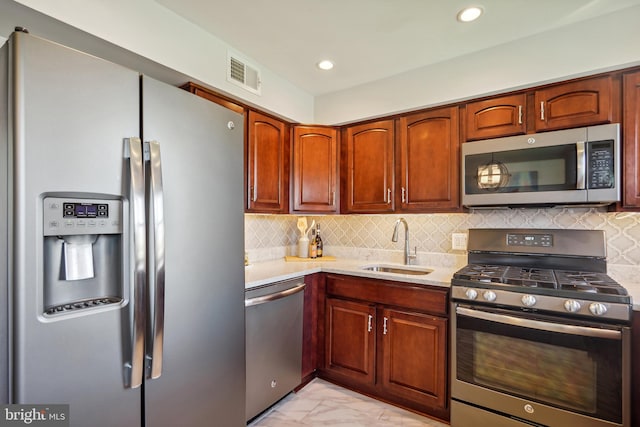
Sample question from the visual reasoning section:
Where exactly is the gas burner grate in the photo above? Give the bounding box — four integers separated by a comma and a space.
453, 264, 507, 283
503, 266, 556, 289
554, 270, 628, 295
452, 264, 629, 297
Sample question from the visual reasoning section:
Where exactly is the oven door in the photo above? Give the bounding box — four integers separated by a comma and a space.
451, 304, 631, 427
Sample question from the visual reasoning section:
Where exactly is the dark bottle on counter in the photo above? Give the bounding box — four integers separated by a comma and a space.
315, 223, 323, 257
309, 228, 317, 259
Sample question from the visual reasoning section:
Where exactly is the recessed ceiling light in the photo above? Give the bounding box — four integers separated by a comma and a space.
457, 6, 483, 23
317, 60, 334, 71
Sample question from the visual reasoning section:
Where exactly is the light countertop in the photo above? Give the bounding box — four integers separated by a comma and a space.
245, 258, 457, 290
245, 258, 640, 312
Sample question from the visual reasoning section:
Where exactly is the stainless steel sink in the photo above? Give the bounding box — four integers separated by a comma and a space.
361, 265, 433, 275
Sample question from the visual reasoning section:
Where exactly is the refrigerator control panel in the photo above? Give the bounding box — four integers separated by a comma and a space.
43, 197, 123, 236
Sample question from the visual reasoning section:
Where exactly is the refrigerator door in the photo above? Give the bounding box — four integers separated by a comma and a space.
9, 33, 141, 425
141, 76, 246, 427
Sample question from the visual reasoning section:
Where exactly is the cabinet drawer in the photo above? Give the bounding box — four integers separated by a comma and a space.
326, 274, 448, 316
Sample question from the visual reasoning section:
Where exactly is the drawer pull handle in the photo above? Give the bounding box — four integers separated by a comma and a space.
518, 105, 523, 124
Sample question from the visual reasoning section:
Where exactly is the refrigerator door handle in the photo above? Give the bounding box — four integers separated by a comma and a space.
146, 140, 166, 380
124, 138, 147, 389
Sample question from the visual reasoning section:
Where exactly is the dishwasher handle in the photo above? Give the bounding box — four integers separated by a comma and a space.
245, 283, 306, 307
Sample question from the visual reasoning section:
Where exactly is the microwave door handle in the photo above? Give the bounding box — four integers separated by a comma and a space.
576, 141, 586, 190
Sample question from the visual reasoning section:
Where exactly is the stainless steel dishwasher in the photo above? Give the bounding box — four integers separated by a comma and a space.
245, 278, 305, 422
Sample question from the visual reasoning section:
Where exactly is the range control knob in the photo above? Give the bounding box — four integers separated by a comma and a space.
483, 290, 497, 302
589, 302, 608, 316
465, 289, 478, 300
521, 295, 537, 307
564, 300, 582, 313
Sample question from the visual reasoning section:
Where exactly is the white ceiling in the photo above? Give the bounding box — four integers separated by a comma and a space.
154, 0, 640, 96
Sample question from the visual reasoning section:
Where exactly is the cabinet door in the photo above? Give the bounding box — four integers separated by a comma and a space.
292, 126, 338, 212
247, 110, 289, 212
398, 107, 460, 211
325, 297, 376, 385
535, 76, 613, 131
623, 71, 640, 208
343, 120, 395, 212
381, 308, 448, 410
465, 94, 526, 140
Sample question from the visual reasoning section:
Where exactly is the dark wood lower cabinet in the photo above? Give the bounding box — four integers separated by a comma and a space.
325, 298, 376, 384
318, 274, 449, 422
301, 274, 316, 385
381, 308, 448, 410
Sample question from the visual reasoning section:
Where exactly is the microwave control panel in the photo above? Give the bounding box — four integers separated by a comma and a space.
587, 140, 615, 189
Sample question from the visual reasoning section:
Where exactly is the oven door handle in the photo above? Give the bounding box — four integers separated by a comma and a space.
456, 306, 622, 340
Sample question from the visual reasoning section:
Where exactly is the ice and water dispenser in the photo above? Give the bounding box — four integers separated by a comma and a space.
43, 196, 124, 315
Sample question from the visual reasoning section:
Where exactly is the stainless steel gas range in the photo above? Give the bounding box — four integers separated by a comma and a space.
450, 228, 632, 427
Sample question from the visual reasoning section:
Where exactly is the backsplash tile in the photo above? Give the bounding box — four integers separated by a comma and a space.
245, 208, 640, 267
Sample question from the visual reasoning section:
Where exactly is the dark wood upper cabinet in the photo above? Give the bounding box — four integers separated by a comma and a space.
342, 120, 395, 213
623, 71, 640, 209
292, 126, 338, 212
397, 107, 460, 212
465, 93, 527, 140
534, 76, 613, 131
247, 110, 289, 213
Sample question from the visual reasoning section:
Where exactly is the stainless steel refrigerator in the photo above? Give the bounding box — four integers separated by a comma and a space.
0, 31, 246, 426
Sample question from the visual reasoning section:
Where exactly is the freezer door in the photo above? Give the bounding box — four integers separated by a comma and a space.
141, 76, 246, 427
9, 33, 141, 425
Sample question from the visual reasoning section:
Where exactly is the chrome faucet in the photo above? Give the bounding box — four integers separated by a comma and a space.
391, 218, 416, 265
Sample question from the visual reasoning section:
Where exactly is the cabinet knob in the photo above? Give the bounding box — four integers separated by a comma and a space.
540, 101, 545, 121
401, 187, 406, 203
383, 316, 388, 335
367, 314, 373, 332
387, 188, 391, 204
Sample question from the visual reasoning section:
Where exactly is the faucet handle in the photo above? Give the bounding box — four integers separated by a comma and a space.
408, 246, 417, 264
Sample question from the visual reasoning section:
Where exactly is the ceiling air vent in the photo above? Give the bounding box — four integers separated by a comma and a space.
227, 51, 261, 95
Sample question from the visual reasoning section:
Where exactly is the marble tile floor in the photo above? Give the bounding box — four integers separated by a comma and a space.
248, 378, 449, 427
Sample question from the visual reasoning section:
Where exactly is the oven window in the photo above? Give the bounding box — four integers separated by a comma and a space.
474, 332, 596, 412
465, 144, 577, 194
456, 310, 623, 423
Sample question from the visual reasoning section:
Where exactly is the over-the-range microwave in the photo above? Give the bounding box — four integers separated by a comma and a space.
461, 123, 620, 208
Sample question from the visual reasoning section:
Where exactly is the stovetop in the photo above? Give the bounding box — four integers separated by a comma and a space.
453, 264, 628, 299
